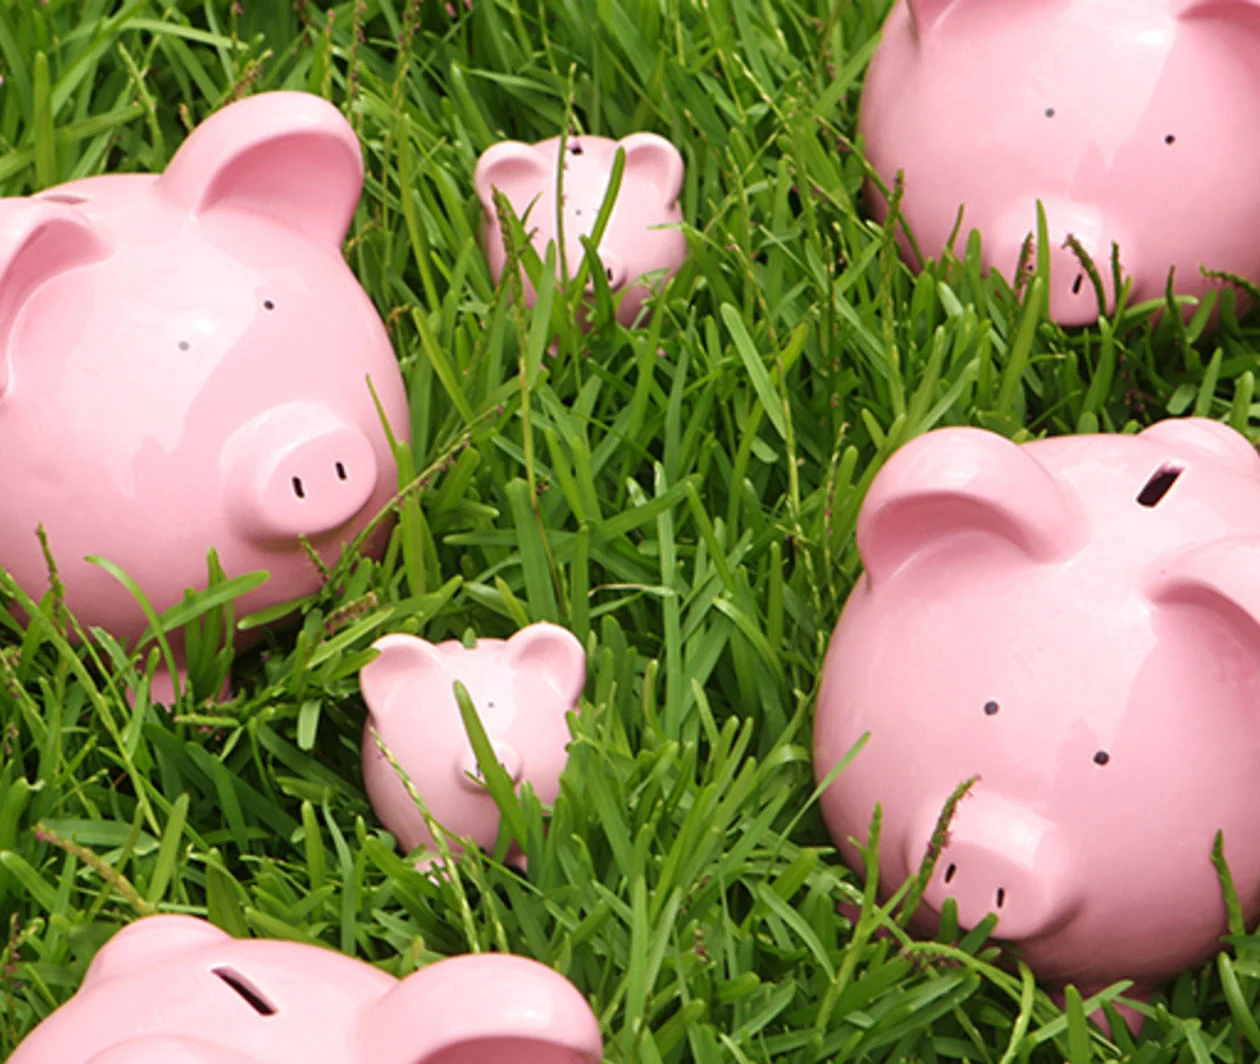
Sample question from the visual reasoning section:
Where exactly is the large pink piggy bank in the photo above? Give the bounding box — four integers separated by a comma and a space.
474, 133, 687, 327
10, 914, 603, 1063
360, 623, 587, 870
815, 417, 1260, 1026
0, 91, 409, 702
859, 0, 1260, 325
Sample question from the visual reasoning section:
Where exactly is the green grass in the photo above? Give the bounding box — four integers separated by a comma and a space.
2, 1, 1260, 1061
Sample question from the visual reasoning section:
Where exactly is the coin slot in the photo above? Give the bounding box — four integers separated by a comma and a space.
1137, 465, 1182, 508
213, 968, 277, 1016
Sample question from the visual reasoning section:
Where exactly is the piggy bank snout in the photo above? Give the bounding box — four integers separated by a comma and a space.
457, 740, 524, 790
583, 249, 628, 294
910, 795, 1080, 942
225, 403, 381, 543
997, 202, 1125, 326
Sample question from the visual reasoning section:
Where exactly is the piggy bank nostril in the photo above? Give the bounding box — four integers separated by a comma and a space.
995, 887, 1007, 909
1072, 273, 1084, 295
944, 862, 957, 884
291, 476, 305, 499
335, 461, 347, 481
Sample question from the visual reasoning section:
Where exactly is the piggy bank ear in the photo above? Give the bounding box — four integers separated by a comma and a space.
504, 623, 587, 706
81, 916, 231, 992
907, 0, 963, 33
0, 200, 109, 399
360, 634, 448, 720
857, 428, 1082, 586
619, 133, 684, 205
361, 954, 602, 1064
1147, 538, 1260, 649
1138, 418, 1260, 477
88, 1037, 258, 1064
1176, 0, 1260, 30
155, 91, 363, 248
474, 141, 550, 216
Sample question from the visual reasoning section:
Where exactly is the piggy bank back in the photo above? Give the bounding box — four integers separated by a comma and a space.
10, 914, 603, 1063
815, 418, 1260, 1008
360, 623, 587, 868
0, 91, 410, 694
859, 0, 1260, 324
474, 133, 687, 327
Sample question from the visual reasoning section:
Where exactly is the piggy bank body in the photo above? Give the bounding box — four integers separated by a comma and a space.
360, 623, 586, 869
0, 91, 409, 700
815, 418, 1260, 1017
10, 914, 603, 1063
474, 133, 687, 328
859, 0, 1260, 324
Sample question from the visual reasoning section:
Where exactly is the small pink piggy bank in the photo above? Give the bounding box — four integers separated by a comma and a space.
859, 0, 1260, 324
10, 914, 603, 1063
815, 417, 1260, 1026
360, 623, 586, 869
474, 133, 687, 327
0, 91, 410, 701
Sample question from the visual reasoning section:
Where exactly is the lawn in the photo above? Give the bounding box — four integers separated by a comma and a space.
2, 1, 1260, 1061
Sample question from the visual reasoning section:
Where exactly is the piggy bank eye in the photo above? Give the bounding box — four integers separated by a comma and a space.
1044, 107, 1056, 119
983, 700, 1000, 717
263, 299, 276, 310
1164, 134, 1177, 146
1093, 750, 1111, 766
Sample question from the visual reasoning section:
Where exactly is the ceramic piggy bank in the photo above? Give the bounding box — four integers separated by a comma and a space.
859, 0, 1260, 325
0, 91, 409, 702
474, 133, 687, 327
815, 417, 1260, 1026
360, 622, 587, 869
10, 914, 603, 1063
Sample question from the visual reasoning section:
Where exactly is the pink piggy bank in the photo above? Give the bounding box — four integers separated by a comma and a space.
859, 0, 1260, 324
0, 91, 409, 702
10, 914, 603, 1063
474, 133, 687, 327
360, 622, 587, 869
815, 417, 1260, 1026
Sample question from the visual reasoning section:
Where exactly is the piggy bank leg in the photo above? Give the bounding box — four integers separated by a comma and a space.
147, 661, 187, 709
506, 843, 529, 874
133, 659, 230, 710
86, 1036, 259, 1063
1051, 984, 1151, 1037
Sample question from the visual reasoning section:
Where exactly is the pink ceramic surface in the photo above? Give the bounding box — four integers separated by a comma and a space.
10, 914, 603, 1064
859, 0, 1260, 325
360, 622, 587, 869
475, 133, 687, 327
0, 91, 409, 701
815, 417, 1260, 1021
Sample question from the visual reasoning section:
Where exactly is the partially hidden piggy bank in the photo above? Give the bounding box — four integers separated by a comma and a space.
0, 91, 410, 702
10, 914, 603, 1063
815, 417, 1260, 1026
474, 133, 687, 327
360, 622, 587, 869
859, 0, 1260, 325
